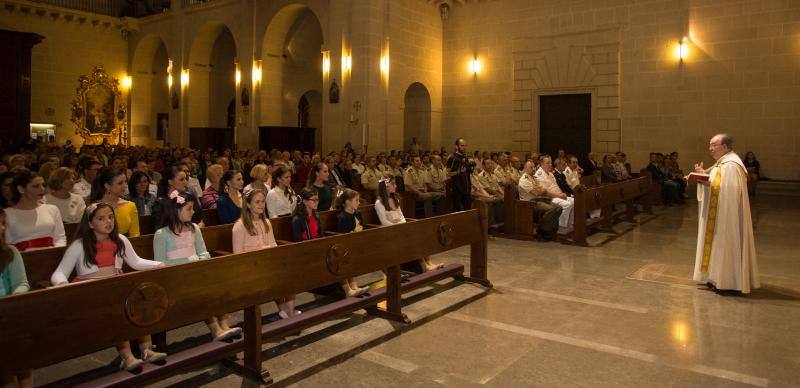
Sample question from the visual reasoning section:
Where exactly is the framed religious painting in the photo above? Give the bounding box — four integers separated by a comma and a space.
70, 67, 127, 145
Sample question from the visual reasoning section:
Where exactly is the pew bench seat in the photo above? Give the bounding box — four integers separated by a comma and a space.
75, 264, 466, 387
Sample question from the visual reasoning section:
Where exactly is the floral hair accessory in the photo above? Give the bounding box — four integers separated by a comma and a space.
169, 190, 185, 205
378, 176, 391, 185
85, 202, 101, 215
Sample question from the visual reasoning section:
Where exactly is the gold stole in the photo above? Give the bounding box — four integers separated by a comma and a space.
701, 164, 724, 273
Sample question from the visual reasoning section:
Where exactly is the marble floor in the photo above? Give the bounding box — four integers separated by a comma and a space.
38, 193, 800, 387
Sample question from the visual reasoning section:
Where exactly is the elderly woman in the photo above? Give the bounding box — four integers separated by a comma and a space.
201, 164, 224, 210
44, 167, 86, 224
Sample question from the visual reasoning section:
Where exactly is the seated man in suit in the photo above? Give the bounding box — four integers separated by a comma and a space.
646, 152, 682, 206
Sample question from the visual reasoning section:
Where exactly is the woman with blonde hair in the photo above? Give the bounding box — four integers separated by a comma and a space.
44, 167, 86, 224
244, 163, 271, 194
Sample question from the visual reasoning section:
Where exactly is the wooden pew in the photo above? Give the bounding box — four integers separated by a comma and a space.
351, 174, 375, 205
502, 184, 543, 238
21, 207, 374, 288
0, 203, 491, 386
570, 176, 652, 245
61, 209, 220, 243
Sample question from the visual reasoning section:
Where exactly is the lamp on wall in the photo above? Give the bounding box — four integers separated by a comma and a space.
322, 51, 330, 76
676, 36, 689, 62
380, 53, 390, 76
121, 75, 132, 91
469, 58, 482, 75
167, 59, 173, 89
235, 61, 241, 87
342, 53, 352, 73
180, 69, 190, 89
252, 60, 262, 86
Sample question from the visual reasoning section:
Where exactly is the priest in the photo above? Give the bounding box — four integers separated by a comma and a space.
691, 134, 760, 294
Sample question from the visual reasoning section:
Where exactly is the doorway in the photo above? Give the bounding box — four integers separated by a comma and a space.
539, 94, 591, 158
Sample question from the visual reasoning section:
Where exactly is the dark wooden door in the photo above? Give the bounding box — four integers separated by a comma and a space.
539, 94, 591, 159
0, 30, 42, 150
259, 126, 315, 153
189, 127, 234, 151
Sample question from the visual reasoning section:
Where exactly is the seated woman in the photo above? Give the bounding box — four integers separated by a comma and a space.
0, 172, 15, 209
744, 151, 760, 196
244, 163, 271, 194
44, 167, 86, 224
0, 207, 32, 387
4, 170, 66, 251
375, 176, 441, 272
126, 171, 157, 217
216, 170, 244, 225
51, 203, 166, 371
266, 166, 297, 218
153, 191, 241, 341
201, 164, 223, 210
307, 163, 333, 212
232, 189, 294, 319
153, 166, 205, 229
90, 168, 140, 237
335, 189, 368, 297
601, 154, 621, 183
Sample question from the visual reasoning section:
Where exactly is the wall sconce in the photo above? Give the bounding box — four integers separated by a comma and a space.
121, 75, 132, 91
342, 53, 352, 73
469, 58, 482, 75
322, 51, 330, 76
235, 62, 241, 87
252, 60, 262, 85
676, 37, 689, 62
180, 69, 190, 89
380, 53, 390, 76
167, 59, 173, 89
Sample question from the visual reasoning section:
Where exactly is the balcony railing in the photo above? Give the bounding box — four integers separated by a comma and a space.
28, 0, 171, 17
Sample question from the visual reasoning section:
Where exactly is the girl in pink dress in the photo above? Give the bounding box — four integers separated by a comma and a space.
51, 203, 166, 372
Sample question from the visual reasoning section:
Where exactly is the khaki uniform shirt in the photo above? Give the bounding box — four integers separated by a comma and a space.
478, 170, 502, 193
361, 167, 383, 188
518, 172, 543, 201
428, 165, 448, 192
505, 165, 522, 184
403, 166, 430, 192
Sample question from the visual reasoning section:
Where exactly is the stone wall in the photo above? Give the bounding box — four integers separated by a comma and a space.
0, 3, 129, 146
443, 0, 800, 180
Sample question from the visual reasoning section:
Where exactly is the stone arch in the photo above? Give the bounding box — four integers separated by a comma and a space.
403, 82, 432, 152
187, 22, 238, 131
260, 5, 324, 129
130, 34, 170, 146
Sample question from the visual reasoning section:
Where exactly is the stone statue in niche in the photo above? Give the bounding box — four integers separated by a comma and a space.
241, 87, 250, 107
329, 78, 339, 104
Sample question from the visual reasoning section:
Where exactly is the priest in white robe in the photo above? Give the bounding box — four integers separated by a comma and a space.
692, 134, 759, 294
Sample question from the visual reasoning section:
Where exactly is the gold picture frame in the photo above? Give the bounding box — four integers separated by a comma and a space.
70, 67, 127, 145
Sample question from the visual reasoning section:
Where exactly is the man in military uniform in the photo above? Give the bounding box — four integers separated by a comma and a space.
506, 155, 523, 184
428, 155, 448, 196
518, 160, 562, 241
404, 155, 445, 217
479, 159, 505, 200
360, 156, 383, 192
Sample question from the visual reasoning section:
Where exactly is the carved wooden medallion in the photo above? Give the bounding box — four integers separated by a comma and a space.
437, 222, 455, 247
325, 244, 351, 275
125, 282, 169, 328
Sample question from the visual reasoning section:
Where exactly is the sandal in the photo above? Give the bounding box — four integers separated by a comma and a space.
141, 349, 167, 364
120, 357, 144, 372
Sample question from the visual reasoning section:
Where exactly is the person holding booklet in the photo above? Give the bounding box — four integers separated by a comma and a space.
689, 134, 759, 295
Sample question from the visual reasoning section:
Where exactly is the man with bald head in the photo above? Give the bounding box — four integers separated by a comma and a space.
691, 134, 759, 295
